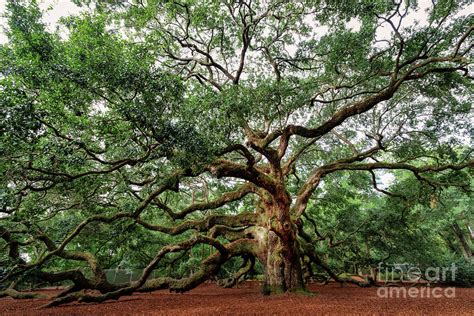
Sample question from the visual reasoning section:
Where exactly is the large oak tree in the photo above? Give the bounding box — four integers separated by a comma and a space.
1, 0, 472, 305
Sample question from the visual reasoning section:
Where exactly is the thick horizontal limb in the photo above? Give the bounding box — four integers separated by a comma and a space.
44, 237, 258, 307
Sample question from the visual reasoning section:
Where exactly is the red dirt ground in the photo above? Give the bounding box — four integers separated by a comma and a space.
1, 282, 473, 315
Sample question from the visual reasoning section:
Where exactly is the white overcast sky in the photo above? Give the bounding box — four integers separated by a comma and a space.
0, 0, 85, 43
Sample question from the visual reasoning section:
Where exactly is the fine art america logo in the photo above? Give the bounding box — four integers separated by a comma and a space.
376, 263, 457, 298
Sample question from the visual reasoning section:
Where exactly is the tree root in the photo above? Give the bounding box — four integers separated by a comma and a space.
0, 288, 48, 300
217, 255, 255, 288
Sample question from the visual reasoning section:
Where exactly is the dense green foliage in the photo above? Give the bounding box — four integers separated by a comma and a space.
0, 0, 472, 304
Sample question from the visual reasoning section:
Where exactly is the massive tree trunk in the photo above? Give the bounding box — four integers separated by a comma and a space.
262, 229, 305, 294
259, 190, 306, 294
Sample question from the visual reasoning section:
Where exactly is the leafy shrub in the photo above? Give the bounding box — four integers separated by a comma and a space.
439, 258, 474, 288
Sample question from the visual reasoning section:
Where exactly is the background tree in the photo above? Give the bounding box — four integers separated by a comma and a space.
0, 0, 472, 305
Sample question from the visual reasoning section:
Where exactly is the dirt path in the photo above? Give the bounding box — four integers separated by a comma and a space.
1, 282, 473, 315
